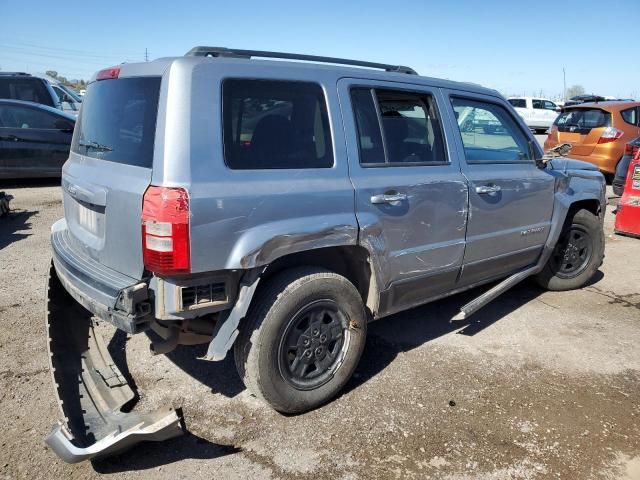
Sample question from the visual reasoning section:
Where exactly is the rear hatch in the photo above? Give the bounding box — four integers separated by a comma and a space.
550, 107, 611, 156
62, 73, 161, 280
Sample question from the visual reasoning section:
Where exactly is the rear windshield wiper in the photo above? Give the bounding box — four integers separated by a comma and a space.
78, 139, 112, 152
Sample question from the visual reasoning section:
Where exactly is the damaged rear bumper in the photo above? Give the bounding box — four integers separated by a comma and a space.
45, 262, 183, 463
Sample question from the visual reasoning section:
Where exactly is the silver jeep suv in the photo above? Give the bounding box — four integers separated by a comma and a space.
45, 47, 606, 462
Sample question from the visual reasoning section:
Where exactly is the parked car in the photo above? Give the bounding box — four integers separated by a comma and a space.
544, 101, 640, 177
0, 99, 75, 178
507, 97, 559, 133
48, 82, 82, 112
613, 136, 640, 195
0, 72, 79, 116
44, 47, 606, 463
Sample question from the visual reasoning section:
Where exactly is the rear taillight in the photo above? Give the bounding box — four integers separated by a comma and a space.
598, 127, 623, 144
142, 186, 190, 275
624, 142, 640, 156
96, 66, 120, 80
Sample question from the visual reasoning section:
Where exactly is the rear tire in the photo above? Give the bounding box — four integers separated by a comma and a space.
535, 209, 604, 291
234, 267, 367, 414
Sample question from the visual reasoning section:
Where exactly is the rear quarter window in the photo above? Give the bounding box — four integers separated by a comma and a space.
72, 77, 161, 168
621, 107, 639, 126
222, 79, 333, 170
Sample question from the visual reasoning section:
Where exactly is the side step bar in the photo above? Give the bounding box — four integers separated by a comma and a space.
451, 265, 538, 321
45, 263, 183, 463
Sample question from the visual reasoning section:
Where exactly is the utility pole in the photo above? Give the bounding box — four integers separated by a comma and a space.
145, 48, 149, 62
562, 67, 566, 102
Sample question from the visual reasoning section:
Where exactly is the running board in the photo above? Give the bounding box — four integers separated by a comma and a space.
45, 263, 183, 463
451, 265, 538, 321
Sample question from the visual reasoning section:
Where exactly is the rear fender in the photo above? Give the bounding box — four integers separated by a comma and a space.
224, 215, 359, 269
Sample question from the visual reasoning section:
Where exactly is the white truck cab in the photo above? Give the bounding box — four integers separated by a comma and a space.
508, 97, 559, 133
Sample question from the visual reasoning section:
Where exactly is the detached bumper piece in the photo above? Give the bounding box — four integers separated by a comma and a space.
45, 263, 183, 463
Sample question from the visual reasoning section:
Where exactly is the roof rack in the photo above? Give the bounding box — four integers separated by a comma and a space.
185, 46, 417, 75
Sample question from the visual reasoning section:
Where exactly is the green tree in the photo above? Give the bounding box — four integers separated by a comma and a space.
566, 85, 585, 98
45, 70, 58, 79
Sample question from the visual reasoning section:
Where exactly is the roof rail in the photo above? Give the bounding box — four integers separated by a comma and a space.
185, 46, 417, 75
0, 72, 32, 77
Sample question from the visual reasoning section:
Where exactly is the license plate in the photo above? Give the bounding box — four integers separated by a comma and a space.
78, 204, 98, 234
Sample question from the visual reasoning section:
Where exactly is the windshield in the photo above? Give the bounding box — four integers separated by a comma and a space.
71, 77, 161, 168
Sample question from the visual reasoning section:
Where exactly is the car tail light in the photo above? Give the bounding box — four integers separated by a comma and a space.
96, 66, 120, 80
598, 127, 623, 144
624, 142, 640, 157
142, 186, 190, 275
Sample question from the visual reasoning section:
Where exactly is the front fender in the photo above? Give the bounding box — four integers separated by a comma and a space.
224, 214, 359, 269
536, 165, 606, 273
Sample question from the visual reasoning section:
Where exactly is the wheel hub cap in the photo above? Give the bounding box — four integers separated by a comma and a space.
278, 300, 350, 391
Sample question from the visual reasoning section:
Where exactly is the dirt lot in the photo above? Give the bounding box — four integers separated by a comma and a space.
0, 180, 639, 480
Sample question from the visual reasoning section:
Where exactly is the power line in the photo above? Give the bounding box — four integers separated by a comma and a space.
0, 39, 141, 59
0, 45, 136, 64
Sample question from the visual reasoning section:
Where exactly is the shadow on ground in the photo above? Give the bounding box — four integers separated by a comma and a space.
98, 271, 605, 470
0, 177, 60, 189
343, 272, 604, 396
92, 431, 241, 473
0, 209, 37, 249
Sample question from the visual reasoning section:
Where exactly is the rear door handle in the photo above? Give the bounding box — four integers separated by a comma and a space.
370, 193, 407, 204
475, 184, 501, 195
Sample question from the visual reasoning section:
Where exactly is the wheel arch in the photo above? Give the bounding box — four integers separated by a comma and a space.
260, 245, 378, 316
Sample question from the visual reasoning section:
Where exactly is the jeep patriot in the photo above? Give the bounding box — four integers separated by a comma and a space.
44, 47, 606, 462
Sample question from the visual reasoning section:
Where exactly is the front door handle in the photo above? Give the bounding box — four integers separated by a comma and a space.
370, 193, 407, 204
475, 184, 501, 195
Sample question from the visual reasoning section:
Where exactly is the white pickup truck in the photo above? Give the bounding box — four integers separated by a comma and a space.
508, 97, 559, 133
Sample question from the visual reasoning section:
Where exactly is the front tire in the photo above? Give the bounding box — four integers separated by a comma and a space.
535, 209, 604, 291
234, 267, 367, 414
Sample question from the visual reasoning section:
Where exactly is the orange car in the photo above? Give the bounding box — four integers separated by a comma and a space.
544, 101, 640, 177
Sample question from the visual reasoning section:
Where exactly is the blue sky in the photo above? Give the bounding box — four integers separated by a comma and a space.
1, 0, 638, 99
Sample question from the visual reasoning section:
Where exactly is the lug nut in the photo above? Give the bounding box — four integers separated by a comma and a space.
320, 334, 327, 343
304, 349, 312, 357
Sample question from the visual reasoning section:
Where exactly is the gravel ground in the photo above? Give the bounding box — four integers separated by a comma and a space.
0, 178, 638, 480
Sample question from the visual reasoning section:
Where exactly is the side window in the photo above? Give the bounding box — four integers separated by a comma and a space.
0, 105, 68, 129
350, 88, 385, 164
544, 100, 557, 110
222, 79, 333, 170
351, 87, 447, 166
621, 108, 638, 126
532, 99, 544, 109
508, 99, 526, 108
451, 97, 533, 163
0, 79, 54, 107
53, 86, 66, 102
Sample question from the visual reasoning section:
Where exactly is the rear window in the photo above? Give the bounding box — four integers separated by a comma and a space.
223, 79, 333, 170
508, 99, 526, 108
554, 108, 611, 134
72, 77, 161, 168
0, 78, 54, 107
